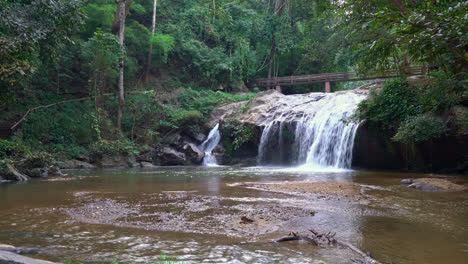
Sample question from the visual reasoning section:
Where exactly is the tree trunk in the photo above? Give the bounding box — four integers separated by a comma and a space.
112, 0, 133, 34
145, 0, 158, 82
117, 0, 126, 132
267, 0, 285, 79
267, 36, 276, 79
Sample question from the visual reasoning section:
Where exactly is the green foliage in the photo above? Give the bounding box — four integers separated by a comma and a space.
170, 110, 203, 128
222, 120, 256, 151
356, 79, 420, 128
357, 72, 465, 143
0, 0, 84, 85
0, 139, 29, 159
339, 1, 468, 74
82, 29, 122, 95
393, 114, 447, 143
18, 151, 56, 169
89, 139, 139, 158
418, 71, 465, 114
151, 34, 175, 63
177, 88, 255, 115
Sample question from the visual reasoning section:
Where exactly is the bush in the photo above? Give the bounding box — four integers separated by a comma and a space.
0, 138, 29, 159
355, 79, 420, 129
89, 139, 139, 158
170, 109, 203, 128
393, 114, 447, 143
222, 120, 257, 151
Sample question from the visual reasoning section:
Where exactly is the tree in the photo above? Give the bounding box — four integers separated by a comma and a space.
145, 0, 158, 82
117, 0, 127, 131
0, 0, 84, 85
339, 0, 468, 75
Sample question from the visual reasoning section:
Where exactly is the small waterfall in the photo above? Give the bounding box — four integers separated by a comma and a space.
257, 92, 364, 169
199, 123, 221, 166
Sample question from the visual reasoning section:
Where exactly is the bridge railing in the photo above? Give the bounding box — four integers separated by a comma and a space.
256, 66, 424, 87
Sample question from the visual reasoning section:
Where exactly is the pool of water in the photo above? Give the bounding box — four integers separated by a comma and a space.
0, 167, 467, 263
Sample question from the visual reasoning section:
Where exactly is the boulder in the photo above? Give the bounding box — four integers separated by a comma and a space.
140, 161, 155, 168
158, 147, 187, 166
402, 178, 465, 191
193, 133, 206, 143
0, 244, 18, 253
100, 155, 128, 168
182, 143, 205, 164
127, 156, 140, 168
0, 250, 56, 264
136, 148, 155, 162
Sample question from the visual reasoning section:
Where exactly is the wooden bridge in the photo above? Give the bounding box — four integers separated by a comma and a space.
255, 66, 424, 93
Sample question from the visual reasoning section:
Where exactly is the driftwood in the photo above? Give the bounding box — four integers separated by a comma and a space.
275, 228, 385, 264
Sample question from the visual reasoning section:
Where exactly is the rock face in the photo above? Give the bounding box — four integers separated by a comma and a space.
353, 123, 468, 174
156, 147, 187, 165
401, 178, 465, 191
182, 143, 205, 164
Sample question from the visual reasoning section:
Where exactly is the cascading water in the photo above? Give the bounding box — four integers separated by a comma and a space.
199, 123, 221, 166
257, 92, 365, 169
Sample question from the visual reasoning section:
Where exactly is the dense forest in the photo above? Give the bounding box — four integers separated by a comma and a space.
0, 0, 467, 173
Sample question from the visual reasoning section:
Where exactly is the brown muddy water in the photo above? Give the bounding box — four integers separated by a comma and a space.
0, 167, 467, 264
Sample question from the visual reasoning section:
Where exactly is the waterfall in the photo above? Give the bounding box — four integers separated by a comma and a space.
199, 123, 221, 166
257, 92, 364, 169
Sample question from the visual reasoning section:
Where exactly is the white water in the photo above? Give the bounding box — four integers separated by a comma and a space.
199, 123, 221, 166
257, 92, 365, 169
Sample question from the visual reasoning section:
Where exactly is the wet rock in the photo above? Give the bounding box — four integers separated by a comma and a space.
406, 178, 465, 192
26, 167, 48, 178
193, 133, 206, 143
56, 159, 96, 169
140, 161, 155, 168
158, 147, 186, 165
400, 179, 413, 185
182, 143, 205, 164
0, 244, 18, 253
136, 148, 155, 163
100, 155, 128, 168
0, 250, 56, 264
127, 156, 140, 168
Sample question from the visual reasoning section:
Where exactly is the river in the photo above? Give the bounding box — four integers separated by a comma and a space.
0, 167, 467, 263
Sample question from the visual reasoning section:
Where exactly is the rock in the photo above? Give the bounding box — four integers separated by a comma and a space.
0, 250, 56, 264
100, 155, 128, 168
400, 179, 413, 185
140, 161, 155, 168
182, 143, 205, 164
127, 156, 140, 168
56, 159, 96, 169
193, 133, 206, 143
406, 178, 465, 192
207, 101, 246, 128
158, 147, 187, 165
26, 167, 47, 178
0, 244, 18, 253
136, 148, 155, 162
5, 163, 30, 182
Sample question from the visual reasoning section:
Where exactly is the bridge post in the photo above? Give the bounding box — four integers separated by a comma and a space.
325, 81, 331, 93
275, 85, 282, 93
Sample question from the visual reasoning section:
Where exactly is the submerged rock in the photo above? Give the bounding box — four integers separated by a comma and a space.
404, 178, 465, 191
